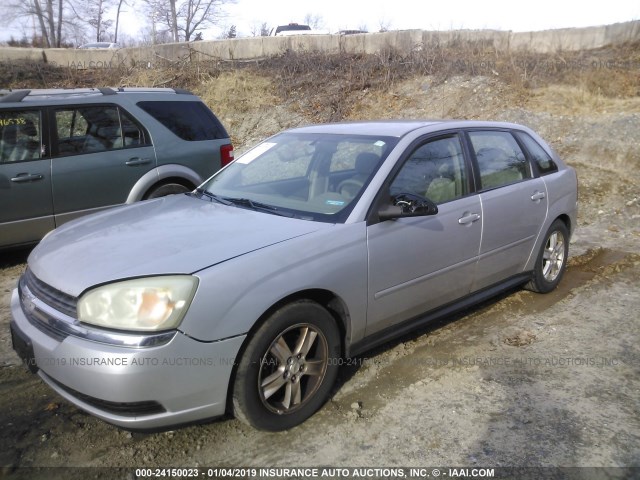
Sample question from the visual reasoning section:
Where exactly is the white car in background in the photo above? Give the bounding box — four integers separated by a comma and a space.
78, 42, 120, 49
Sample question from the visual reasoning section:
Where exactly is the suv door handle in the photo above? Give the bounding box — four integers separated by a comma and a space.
458, 212, 481, 225
531, 191, 546, 202
11, 173, 44, 183
125, 158, 152, 166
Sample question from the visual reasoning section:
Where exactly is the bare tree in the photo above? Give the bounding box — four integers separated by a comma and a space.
114, 0, 128, 43
2, 0, 72, 47
303, 13, 324, 29
249, 21, 268, 37
378, 18, 392, 33
70, 0, 116, 41
144, 0, 234, 43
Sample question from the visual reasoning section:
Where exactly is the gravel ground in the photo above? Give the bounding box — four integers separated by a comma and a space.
0, 75, 638, 478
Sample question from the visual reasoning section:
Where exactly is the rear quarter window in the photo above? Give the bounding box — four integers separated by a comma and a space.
137, 101, 228, 141
515, 132, 558, 175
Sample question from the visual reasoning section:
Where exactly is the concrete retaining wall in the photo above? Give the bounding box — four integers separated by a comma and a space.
1, 20, 638, 69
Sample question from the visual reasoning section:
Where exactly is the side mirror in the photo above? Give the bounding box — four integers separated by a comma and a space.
378, 193, 438, 221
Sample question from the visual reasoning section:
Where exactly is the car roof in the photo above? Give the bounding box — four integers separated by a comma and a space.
285, 120, 530, 137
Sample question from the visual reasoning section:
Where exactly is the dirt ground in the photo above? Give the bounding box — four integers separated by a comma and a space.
0, 63, 639, 476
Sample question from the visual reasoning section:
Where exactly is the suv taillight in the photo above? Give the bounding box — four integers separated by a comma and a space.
220, 144, 234, 167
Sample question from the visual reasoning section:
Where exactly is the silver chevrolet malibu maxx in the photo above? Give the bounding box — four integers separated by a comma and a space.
10, 120, 578, 431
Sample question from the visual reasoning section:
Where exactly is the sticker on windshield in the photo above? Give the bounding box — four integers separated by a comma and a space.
236, 142, 276, 164
374, 141, 386, 147
325, 199, 346, 206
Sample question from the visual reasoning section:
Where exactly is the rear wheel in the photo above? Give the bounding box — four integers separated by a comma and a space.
232, 300, 340, 431
525, 219, 569, 293
144, 182, 191, 199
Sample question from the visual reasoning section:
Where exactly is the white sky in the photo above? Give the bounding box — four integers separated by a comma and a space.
208, 0, 639, 37
3, 0, 639, 42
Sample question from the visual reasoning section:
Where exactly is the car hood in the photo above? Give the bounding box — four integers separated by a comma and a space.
29, 195, 329, 297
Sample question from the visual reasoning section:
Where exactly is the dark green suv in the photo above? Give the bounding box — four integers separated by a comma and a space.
0, 87, 233, 249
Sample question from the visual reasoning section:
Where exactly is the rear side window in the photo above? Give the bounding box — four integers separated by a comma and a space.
137, 101, 228, 141
0, 110, 41, 163
516, 132, 558, 175
468, 131, 532, 190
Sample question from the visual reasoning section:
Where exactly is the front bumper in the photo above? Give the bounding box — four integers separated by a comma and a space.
10, 288, 246, 429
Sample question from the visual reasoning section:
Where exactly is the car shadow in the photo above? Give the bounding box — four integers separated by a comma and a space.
331, 286, 523, 395
0, 246, 32, 269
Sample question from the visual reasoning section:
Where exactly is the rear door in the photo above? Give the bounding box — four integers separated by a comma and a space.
466, 130, 548, 291
0, 108, 54, 247
49, 105, 157, 225
366, 133, 482, 335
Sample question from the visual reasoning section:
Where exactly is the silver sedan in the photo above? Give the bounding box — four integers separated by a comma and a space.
10, 120, 578, 431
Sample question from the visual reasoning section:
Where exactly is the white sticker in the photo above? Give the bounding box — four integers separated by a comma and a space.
374, 141, 386, 147
236, 142, 276, 164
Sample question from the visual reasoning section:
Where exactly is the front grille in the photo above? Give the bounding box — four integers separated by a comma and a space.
22, 268, 77, 319
47, 375, 166, 417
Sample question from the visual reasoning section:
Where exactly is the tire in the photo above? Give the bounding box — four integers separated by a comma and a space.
525, 219, 569, 293
232, 300, 341, 431
145, 182, 191, 199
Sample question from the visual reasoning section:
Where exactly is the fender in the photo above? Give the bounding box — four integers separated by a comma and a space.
125, 164, 205, 203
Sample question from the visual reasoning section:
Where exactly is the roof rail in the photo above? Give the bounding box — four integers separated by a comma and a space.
0, 90, 31, 103
0, 87, 189, 103
0, 88, 120, 103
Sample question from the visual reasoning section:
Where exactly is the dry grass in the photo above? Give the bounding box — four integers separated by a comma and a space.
526, 84, 640, 115
1, 39, 638, 123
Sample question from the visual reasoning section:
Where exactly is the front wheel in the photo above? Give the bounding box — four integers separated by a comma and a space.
525, 219, 569, 293
232, 300, 341, 431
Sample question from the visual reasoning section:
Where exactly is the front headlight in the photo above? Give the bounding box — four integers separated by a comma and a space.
78, 276, 198, 332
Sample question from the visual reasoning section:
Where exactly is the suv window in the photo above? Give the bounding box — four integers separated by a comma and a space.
391, 135, 467, 204
54, 106, 146, 156
137, 101, 228, 141
0, 110, 41, 163
515, 132, 558, 175
468, 131, 531, 189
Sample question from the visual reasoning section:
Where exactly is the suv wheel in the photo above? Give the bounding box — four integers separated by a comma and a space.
145, 182, 191, 199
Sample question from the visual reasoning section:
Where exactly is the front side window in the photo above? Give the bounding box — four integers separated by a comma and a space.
54, 106, 144, 156
202, 132, 397, 222
469, 131, 531, 189
0, 110, 41, 163
391, 135, 467, 204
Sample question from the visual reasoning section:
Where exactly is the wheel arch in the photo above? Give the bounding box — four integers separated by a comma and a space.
225, 288, 350, 413
142, 177, 195, 200
125, 164, 204, 203
556, 213, 572, 236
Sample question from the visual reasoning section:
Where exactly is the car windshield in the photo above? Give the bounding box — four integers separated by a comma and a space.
200, 132, 397, 222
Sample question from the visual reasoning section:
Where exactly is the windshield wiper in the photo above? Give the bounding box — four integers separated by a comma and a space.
223, 197, 294, 217
191, 188, 232, 205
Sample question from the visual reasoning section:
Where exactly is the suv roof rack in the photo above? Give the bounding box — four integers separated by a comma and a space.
0, 87, 193, 103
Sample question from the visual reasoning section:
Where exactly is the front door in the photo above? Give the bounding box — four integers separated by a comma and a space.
366, 134, 482, 336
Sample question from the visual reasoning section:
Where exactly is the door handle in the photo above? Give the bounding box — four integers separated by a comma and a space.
125, 158, 152, 166
10, 173, 44, 183
531, 191, 546, 202
458, 212, 481, 225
